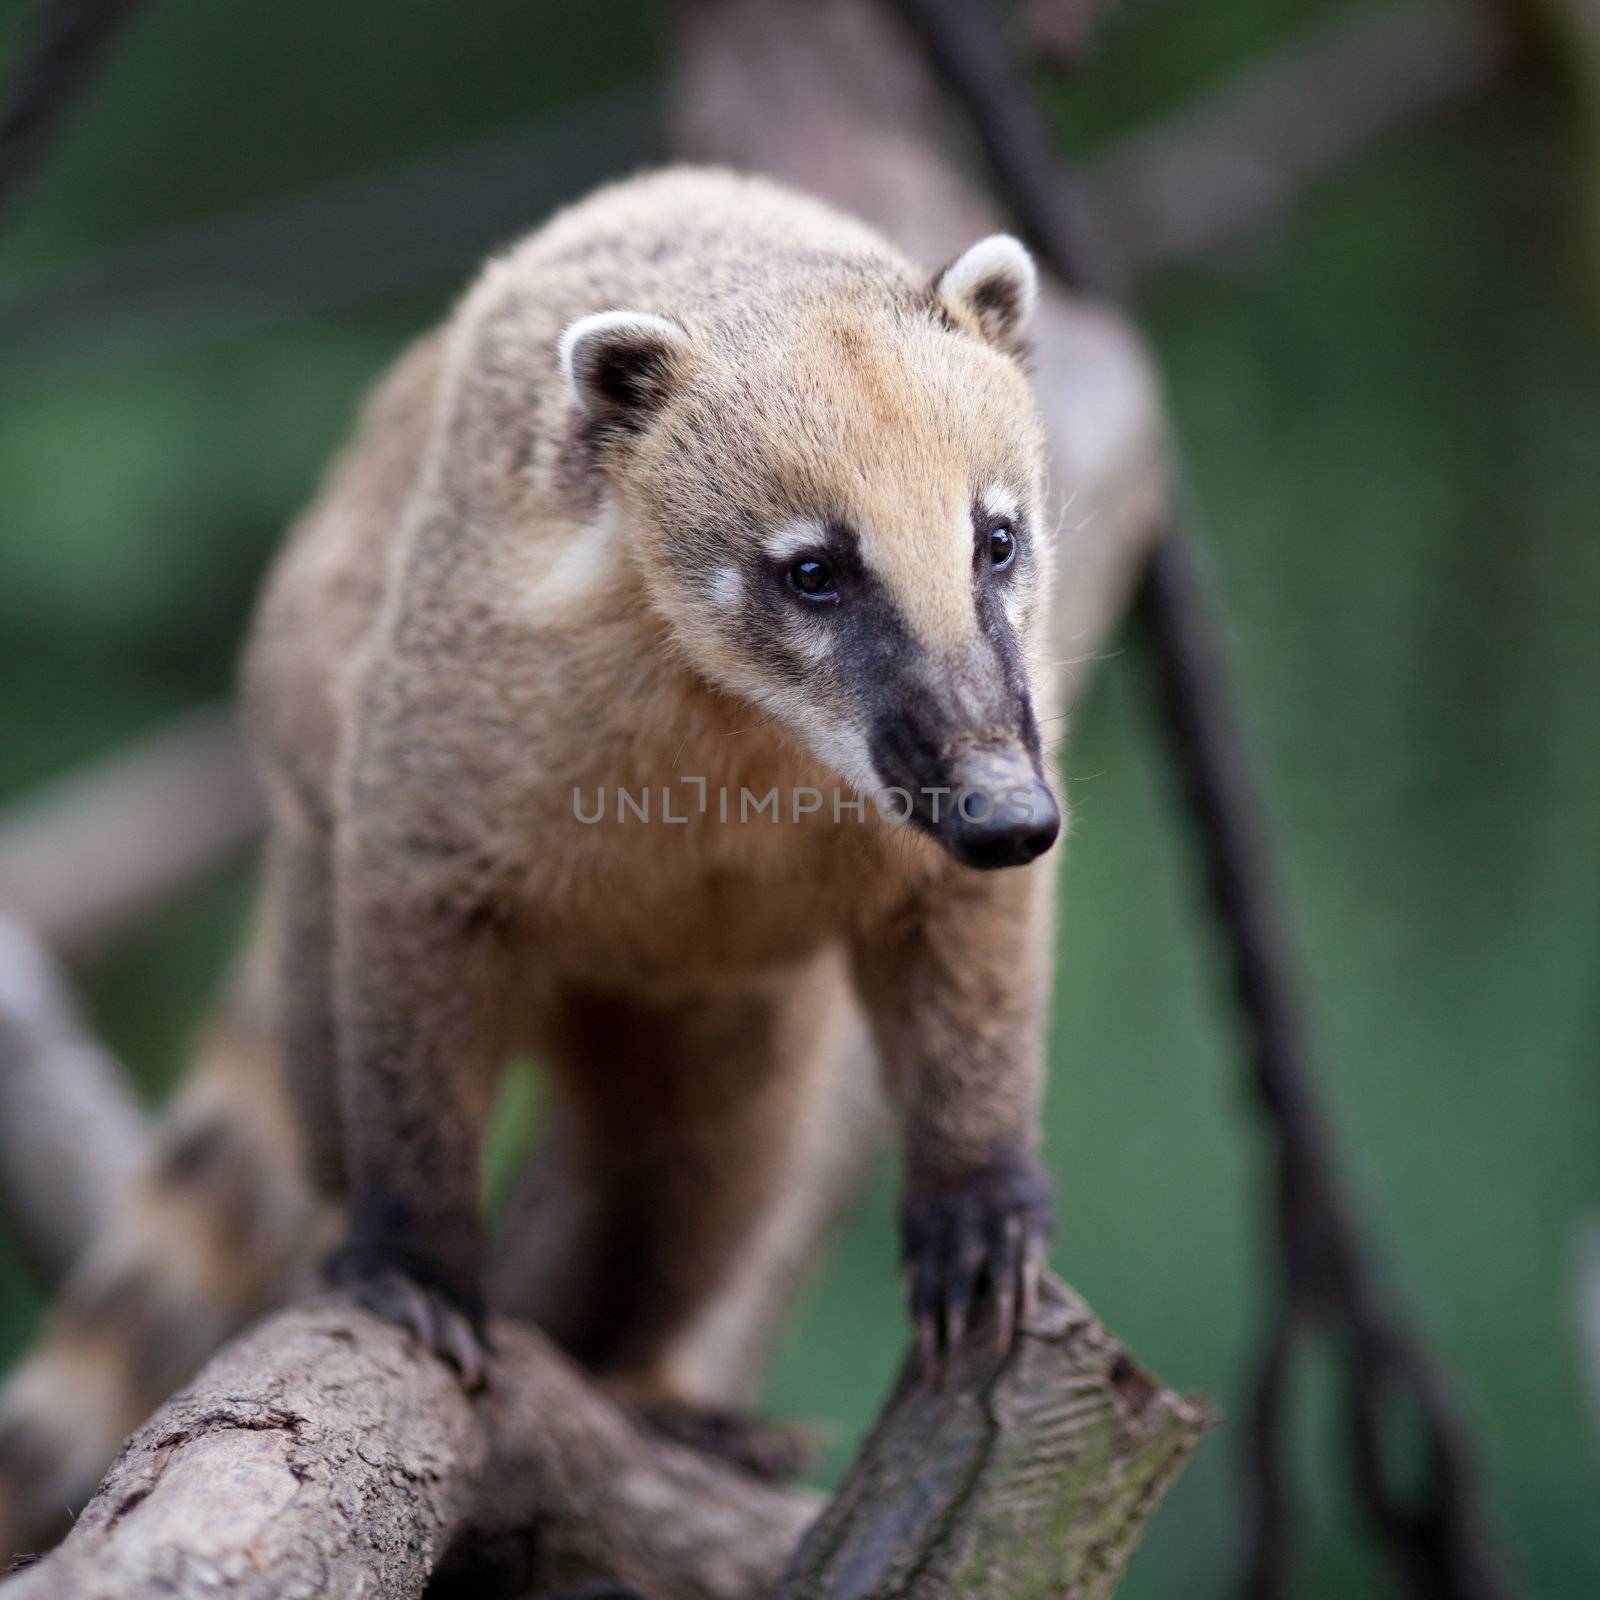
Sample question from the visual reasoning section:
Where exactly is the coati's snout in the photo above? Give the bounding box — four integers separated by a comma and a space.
937, 754, 1060, 870
871, 707, 1061, 871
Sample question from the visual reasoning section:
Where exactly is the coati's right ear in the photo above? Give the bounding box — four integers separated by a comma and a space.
558, 311, 691, 433
934, 236, 1038, 355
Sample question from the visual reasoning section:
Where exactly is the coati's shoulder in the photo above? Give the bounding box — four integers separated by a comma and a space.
241, 329, 444, 822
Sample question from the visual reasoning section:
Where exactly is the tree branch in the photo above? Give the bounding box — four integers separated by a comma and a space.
2, 1282, 1205, 1600
776, 1281, 1210, 1600
2, 1298, 489, 1600
0, 707, 262, 960
1088, 0, 1509, 272
0, 916, 146, 1279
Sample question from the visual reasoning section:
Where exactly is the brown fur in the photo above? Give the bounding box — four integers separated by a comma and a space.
1, 169, 1062, 1548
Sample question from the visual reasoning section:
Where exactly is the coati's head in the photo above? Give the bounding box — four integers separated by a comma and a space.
558, 235, 1059, 870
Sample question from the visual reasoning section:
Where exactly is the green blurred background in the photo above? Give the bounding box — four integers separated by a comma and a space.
1, 0, 1596, 1594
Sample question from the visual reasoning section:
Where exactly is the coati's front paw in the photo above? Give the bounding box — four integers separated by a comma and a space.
900, 1155, 1053, 1383
325, 1242, 490, 1392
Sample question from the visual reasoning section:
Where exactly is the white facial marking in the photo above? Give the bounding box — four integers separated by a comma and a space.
747, 682, 878, 798
523, 508, 614, 620
978, 481, 1021, 526
761, 520, 828, 564
709, 566, 743, 611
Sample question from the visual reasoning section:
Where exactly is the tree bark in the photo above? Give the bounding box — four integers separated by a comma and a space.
2, 1300, 488, 1600
0, 1298, 818, 1600
777, 1281, 1210, 1600
2, 1284, 1205, 1600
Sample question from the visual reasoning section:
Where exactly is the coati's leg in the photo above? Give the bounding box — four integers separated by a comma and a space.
270, 817, 346, 1197
321, 820, 524, 1389
504, 958, 841, 1467
853, 857, 1057, 1379
0, 927, 329, 1562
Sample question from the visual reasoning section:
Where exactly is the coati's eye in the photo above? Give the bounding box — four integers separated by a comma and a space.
787, 557, 839, 604
987, 523, 1017, 571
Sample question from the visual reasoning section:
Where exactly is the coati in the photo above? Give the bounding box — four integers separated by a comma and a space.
0, 166, 1063, 1541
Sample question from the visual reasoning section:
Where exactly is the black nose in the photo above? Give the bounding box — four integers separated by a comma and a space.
940, 777, 1060, 870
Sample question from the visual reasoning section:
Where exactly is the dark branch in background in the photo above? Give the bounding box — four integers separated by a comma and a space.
884, 0, 1123, 298
1134, 536, 1515, 1600
1025, 0, 1107, 70
0, 0, 148, 227
0, 92, 657, 368
883, 1, 1517, 1597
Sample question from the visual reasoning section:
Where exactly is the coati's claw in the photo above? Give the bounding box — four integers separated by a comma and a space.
438, 1301, 490, 1392
366, 1270, 489, 1390
900, 1157, 1053, 1384
358, 1268, 489, 1391
326, 1249, 490, 1391
637, 1400, 816, 1481
992, 1213, 1023, 1355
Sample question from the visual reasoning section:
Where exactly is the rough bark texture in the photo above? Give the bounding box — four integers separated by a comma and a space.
775, 1281, 1209, 1600
3, 1300, 486, 1600
1, 1297, 819, 1600
1, 1283, 1206, 1600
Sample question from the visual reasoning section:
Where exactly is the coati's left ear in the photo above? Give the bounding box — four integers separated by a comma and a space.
558, 310, 692, 433
934, 235, 1038, 354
